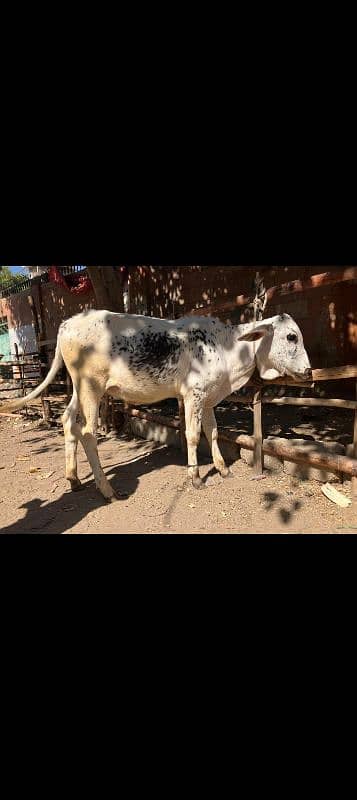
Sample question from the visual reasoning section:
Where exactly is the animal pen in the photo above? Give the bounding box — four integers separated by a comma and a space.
1, 267, 356, 500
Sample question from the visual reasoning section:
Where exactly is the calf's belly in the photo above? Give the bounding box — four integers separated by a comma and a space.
106, 380, 177, 405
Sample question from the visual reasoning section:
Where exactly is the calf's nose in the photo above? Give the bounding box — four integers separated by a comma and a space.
304, 367, 313, 380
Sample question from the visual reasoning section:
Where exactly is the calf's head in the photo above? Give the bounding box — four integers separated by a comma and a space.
238, 313, 312, 381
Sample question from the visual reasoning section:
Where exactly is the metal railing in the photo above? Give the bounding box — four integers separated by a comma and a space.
0, 266, 87, 299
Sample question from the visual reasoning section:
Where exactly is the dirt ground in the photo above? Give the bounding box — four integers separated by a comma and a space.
0, 409, 356, 534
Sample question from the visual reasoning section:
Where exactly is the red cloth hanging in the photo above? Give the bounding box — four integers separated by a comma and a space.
48, 266, 93, 295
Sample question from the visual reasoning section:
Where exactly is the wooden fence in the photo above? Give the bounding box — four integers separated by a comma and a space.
110, 365, 357, 492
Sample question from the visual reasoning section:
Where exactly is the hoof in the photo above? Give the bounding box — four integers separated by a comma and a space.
192, 477, 203, 489
69, 478, 83, 492
221, 468, 233, 479
106, 489, 127, 502
107, 494, 119, 503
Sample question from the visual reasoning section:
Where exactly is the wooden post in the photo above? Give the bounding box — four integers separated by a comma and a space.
178, 397, 187, 454
66, 369, 72, 404
41, 396, 51, 423
353, 380, 357, 502
27, 294, 41, 342
111, 402, 125, 434
145, 268, 152, 317
111, 398, 116, 432
253, 389, 264, 475
101, 394, 110, 434
14, 343, 27, 418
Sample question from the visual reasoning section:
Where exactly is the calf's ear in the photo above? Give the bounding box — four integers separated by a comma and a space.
238, 323, 273, 342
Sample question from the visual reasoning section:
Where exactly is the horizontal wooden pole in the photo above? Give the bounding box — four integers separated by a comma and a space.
119, 405, 357, 478
267, 268, 357, 300
0, 380, 68, 393
0, 360, 41, 366
228, 394, 357, 410
218, 431, 357, 477
219, 433, 255, 450
264, 365, 357, 384
263, 396, 357, 409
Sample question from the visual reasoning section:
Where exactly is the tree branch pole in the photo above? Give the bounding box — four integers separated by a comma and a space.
87, 267, 124, 313
218, 431, 357, 478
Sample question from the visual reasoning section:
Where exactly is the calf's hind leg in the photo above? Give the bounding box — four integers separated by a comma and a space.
78, 382, 118, 502
62, 387, 82, 491
202, 407, 230, 478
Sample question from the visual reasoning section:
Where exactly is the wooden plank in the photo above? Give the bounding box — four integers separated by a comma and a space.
228, 395, 357, 410
247, 365, 357, 385
41, 397, 51, 423
101, 394, 110, 434
0, 379, 68, 392
218, 431, 357, 477
14, 343, 27, 417
0, 360, 41, 367
66, 370, 72, 404
265, 397, 357, 409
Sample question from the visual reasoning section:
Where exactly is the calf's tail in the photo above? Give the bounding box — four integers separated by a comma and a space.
0, 335, 64, 413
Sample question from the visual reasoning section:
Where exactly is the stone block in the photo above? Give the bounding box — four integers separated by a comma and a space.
130, 418, 181, 449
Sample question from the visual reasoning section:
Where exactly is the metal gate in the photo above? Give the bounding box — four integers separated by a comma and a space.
0, 317, 11, 361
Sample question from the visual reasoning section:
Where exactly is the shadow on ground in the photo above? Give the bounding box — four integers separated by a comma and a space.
263, 491, 303, 525
0, 443, 189, 534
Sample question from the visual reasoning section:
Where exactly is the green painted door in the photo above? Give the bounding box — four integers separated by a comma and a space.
0, 318, 11, 361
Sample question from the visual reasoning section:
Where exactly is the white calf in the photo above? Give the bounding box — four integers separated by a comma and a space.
1, 310, 311, 500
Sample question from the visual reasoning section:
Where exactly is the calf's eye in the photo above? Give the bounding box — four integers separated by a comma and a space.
287, 333, 298, 343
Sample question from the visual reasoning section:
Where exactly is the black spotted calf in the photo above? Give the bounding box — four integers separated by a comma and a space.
1, 310, 311, 500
